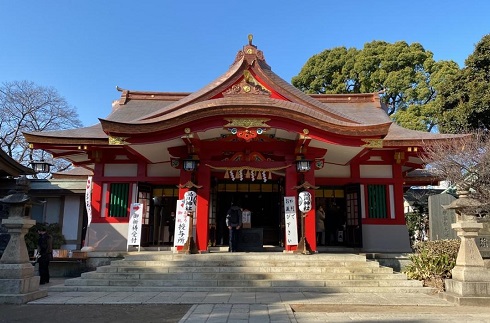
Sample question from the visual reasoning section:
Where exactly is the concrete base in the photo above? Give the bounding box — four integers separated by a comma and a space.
445, 279, 490, 296
0, 263, 47, 304
441, 291, 490, 306
442, 278, 490, 306
0, 290, 47, 304
451, 265, 490, 281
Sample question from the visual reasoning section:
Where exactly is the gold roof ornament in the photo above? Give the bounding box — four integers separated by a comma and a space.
248, 34, 253, 45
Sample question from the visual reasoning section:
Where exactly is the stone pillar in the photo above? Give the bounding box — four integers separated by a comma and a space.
441, 192, 490, 306
0, 183, 47, 304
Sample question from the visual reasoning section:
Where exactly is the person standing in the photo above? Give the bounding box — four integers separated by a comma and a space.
315, 205, 326, 246
167, 211, 176, 244
226, 202, 242, 252
37, 225, 53, 285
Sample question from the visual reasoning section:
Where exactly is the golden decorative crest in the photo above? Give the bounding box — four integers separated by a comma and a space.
222, 70, 270, 96
224, 118, 270, 129
362, 138, 383, 148
108, 136, 128, 145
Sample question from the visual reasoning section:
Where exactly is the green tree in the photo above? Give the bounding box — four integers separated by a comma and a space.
0, 80, 82, 178
292, 41, 460, 132
438, 34, 490, 133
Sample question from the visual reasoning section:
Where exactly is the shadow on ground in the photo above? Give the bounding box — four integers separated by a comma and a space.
0, 304, 192, 323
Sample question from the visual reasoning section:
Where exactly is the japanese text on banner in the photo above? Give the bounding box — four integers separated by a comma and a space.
127, 203, 143, 247
174, 199, 189, 247
284, 196, 298, 245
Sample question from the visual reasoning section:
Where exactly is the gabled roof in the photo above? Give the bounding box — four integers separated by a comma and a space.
96, 39, 394, 138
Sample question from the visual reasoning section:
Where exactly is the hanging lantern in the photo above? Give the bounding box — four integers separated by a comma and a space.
183, 157, 199, 172
30, 160, 52, 173
296, 156, 311, 173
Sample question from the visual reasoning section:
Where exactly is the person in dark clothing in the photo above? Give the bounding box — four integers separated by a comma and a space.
167, 211, 176, 244
226, 203, 242, 252
37, 226, 53, 285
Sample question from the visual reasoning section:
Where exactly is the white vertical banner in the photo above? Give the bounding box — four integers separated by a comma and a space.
284, 196, 298, 246
127, 203, 143, 251
85, 176, 93, 227
173, 199, 189, 247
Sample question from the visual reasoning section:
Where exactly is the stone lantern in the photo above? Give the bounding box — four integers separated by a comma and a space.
0, 177, 47, 304
441, 190, 490, 306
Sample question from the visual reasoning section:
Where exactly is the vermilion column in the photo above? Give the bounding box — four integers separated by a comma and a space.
303, 168, 316, 251
196, 166, 210, 252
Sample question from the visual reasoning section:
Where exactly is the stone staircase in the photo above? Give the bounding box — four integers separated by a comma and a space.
50, 252, 432, 294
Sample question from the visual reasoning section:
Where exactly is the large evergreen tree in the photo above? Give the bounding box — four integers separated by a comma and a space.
438, 34, 490, 133
292, 41, 460, 132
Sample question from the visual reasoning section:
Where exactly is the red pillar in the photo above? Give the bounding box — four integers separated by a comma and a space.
303, 169, 317, 251
196, 166, 210, 252
91, 163, 104, 219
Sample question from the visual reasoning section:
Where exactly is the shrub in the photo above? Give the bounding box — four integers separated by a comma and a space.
25, 222, 66, 256
403, 239, 460, 292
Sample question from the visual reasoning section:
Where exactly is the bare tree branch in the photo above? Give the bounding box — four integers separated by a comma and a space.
0, 80, 83, 178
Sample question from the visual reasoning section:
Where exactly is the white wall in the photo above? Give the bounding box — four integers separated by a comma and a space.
61, 195, 81, 250
360, 165, 393, 178
104, 164, 138, 177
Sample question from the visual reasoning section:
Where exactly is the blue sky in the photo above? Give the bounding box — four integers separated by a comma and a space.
1, 1, 489, 126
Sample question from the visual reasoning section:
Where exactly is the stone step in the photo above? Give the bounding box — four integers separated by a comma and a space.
48, 252, 432, 294
122, 252, 368, 262
63, 277, 422, 288
49, 284, 430, 294
80, 271, 407, 281
109, 259, 380, 268
95, 265, 394, 274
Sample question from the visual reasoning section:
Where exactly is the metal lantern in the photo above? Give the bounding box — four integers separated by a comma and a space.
183, 158, 198, 172
296, 157, 311, 173
30, 160, 52, 173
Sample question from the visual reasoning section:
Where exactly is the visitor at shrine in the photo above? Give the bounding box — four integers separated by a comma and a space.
167, 211, 176, 244
226, 201, 242, 252
37, 225, 53, 285
316, 205, 326, 245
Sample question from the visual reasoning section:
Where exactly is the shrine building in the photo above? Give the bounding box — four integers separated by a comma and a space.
24, 37, 460, 253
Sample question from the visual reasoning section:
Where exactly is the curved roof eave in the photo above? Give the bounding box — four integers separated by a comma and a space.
382, 123, 468, 146
99, 97, 392, 138
23, 124, 108, 145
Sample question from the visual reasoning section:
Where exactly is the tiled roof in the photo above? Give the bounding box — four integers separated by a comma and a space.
52, 167, 93, 179
24, 40, 465, 146
382, 123, 464, 146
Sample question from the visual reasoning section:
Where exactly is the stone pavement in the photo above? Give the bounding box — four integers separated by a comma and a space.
10, 278, 490, 322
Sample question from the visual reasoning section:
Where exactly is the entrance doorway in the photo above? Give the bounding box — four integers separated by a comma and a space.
315, 185, 362, 248
212, 181, 283, 247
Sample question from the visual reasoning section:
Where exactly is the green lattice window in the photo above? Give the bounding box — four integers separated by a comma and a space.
367, 184, 387, 219
109, 183, 130, 217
